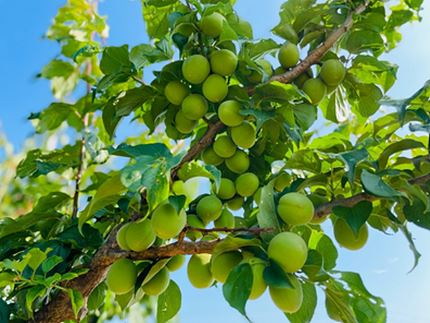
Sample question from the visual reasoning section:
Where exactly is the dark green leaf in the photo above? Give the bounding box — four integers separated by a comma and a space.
67, 289, 84, 319
333, 201, 373, 236
223, 263, 253, 319
263, 260, 292, 288
157, 280, 181, 323
87, 283, 107, 311
361, 170, 402, 198
100, 45, 134, 75
257, 184, 281, 242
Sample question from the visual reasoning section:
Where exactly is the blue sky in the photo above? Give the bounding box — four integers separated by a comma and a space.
1, 0, 430, 322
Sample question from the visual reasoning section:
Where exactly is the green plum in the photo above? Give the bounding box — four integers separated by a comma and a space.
201, 146, 224, 166
125, 219, 156, 252
142, 268, 170, 296
175, 110, 197, 134
187, 254, 214, 288
202, 74, 228, 103
211, 251, 243, 283
214, 208, 235, 229
210, 49, 238, 76
278, 43, 300, 68
230, 121, 256, 149
319, 59, 346, 87
167, 255, 186, 272
225, 150, 250, 174
182, 55, 210, 84
235, 172, 259, 197
277, 192, 315, 225
302, 78, 327, 105
106, 259, 137, 295
334, 218, 368, 250
200, 13, 225, 38
164, 81, 189, 105
151, 202, 186, 240
213, 135, 236, 158
116, 223, 132, 251
269, 275, 303, 313
196, 195, 223, 224
218, 100, 244, 127
181, 94, 208, 120
214, 178, 236, 200
268, 232, 307, 273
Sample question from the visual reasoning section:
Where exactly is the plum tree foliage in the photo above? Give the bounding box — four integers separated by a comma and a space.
0, 0, 429, 322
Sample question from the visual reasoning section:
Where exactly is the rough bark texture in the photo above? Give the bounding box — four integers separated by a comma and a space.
33, 3, 374, 322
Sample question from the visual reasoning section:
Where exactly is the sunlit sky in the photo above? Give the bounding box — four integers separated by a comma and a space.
1, 0, 430, 322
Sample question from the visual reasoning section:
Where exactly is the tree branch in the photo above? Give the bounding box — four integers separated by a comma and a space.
34, 2, 372, 321
270, 2, 369, 84
315, 172, 430, 217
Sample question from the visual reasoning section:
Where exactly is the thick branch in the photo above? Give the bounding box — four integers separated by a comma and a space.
270, 2, 368, 84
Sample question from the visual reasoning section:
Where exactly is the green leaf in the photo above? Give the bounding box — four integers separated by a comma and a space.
399, 224, 421, 271
100, 45, 134, 75
41, 256, 63, 273
143, 1, 186, 39
285, 282, 317, 323
345, 30, 384, 56
26, 285, 46, 315
17, 144, 81, 178
223, 263, 253, 319
115, 86, 157, 117
240, 108, 275, 131
336, 148, 369, 185
175, 162, 221, 189
87, 283, 107, 311
58, 223, 103, 249
403, 198, 430, 230
263, 260, 293, 288
40, 60, 75, 79
26, 248, 48, 271
302, 250, 328, 281
79, 174, 127, 230
130, 42, 173, 69
257, 183, 281, 242
213, 236, 261, 255
30, 102, 83, 133
378, 139, 424, 169
333, 201, 373, 236
110, 142, 171, 159
67, 289, 84, 319
157, 280, 182, 323
361, 170, 402, 198
293, 104, 317, 131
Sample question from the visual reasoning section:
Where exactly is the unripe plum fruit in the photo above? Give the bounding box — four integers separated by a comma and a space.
116, 223, 132, 250
278, 43, 300, 68
225, 150, 250, 174
151, 202, 186, 240
214, 178, 236, 200
230, 121, 256, 149
175, 110, 197, 134
235, 172, 259, 197
182, 55, 210, 84
202, 74, 228, 103
247, 257, 267, 300
187, 214, 205, 241
269, 275, 303, 313
247, 59, 273, 84
167, 255, 186, 272
187, 253, 214, 288
196, 195, 223, 224
213, 134, 237, 158
200, 12, 225, 38
274, 173, 291, 192
302, 78, 327, 105
277, 192, 315, 226
211, 251, 243, 283
164, 81, 189, 105
293, 71, 312, 88
214, 208, 235, 229
106, 259, 137, 295
227, 196, 244, 211
254, 187, 262, 205
125, 219, 156, 252
334, 218, 368, 250
268, 232, 307, 273
218, 100, 244, 127
210, 49, 238, 76
142, 267, 170, 296
201, 146, 224, 166
115, 290, 133, 309
319, 59, 346, 87
181, 94, 208, 120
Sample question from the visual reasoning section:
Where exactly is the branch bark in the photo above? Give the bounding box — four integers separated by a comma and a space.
270, 2, 368, 84
34, 3, 371, 322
